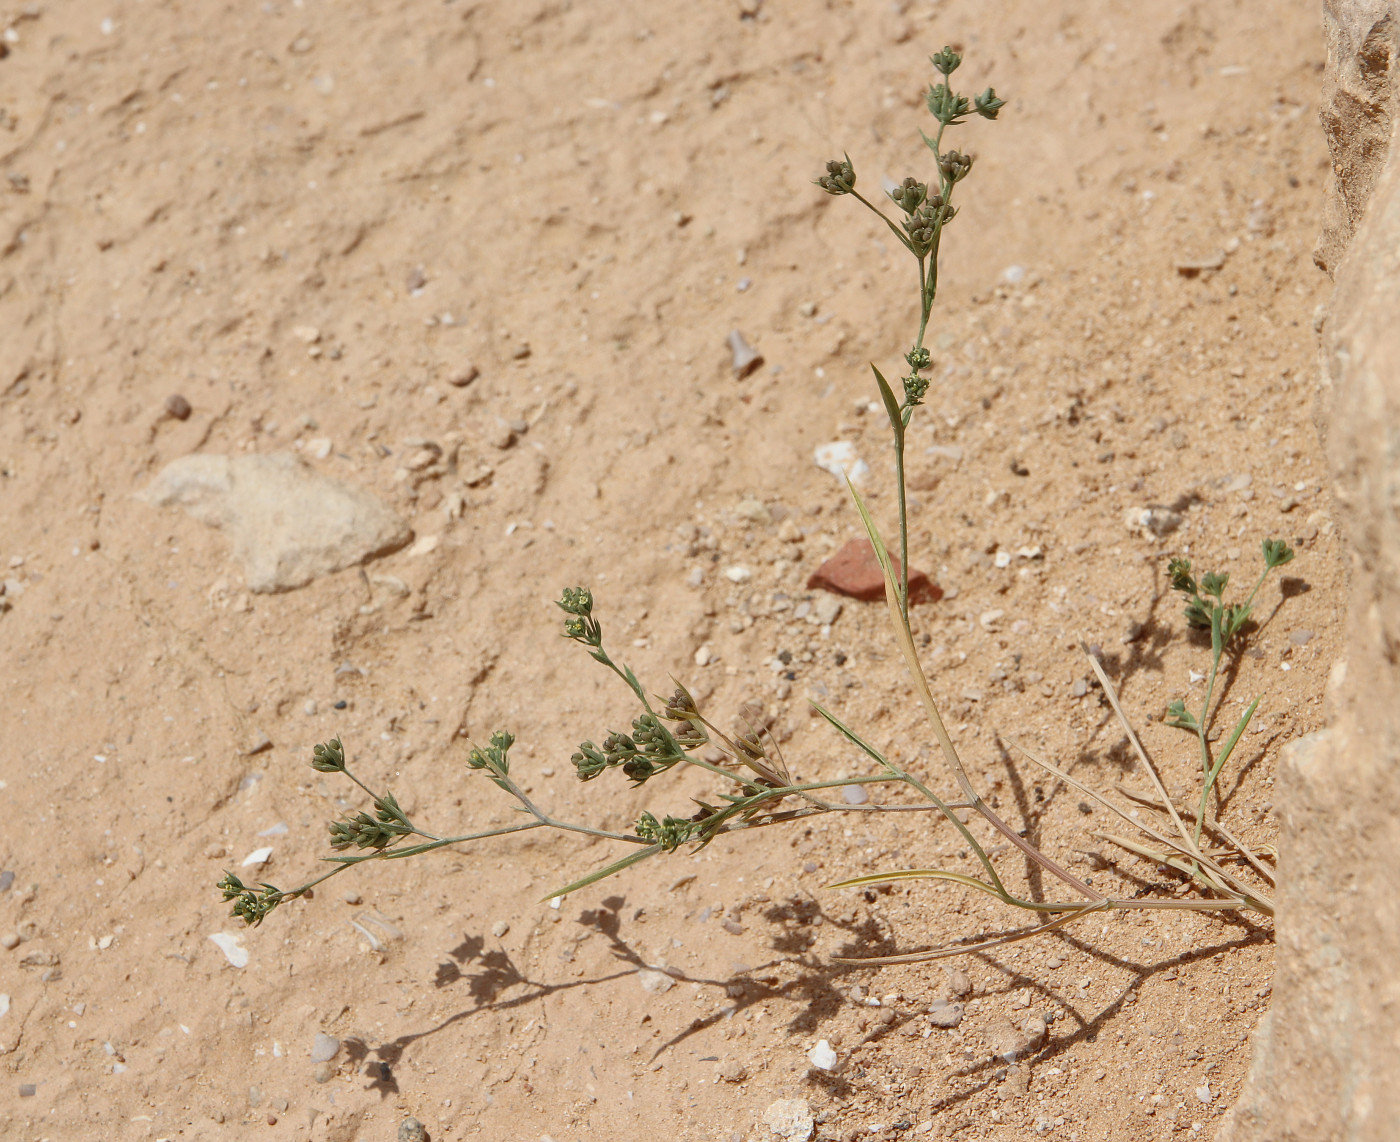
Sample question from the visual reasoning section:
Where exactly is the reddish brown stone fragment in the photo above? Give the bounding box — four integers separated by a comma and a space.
806, 538, 941, 604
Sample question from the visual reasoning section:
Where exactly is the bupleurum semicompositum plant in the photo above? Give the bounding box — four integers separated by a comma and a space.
217, 47, 1290, 968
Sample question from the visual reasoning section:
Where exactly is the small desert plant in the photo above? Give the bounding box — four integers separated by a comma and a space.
218, 48, 1288, 966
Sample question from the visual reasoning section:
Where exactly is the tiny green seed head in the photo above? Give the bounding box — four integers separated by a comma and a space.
926, 83, 970, 124
974, 87, 1006, 120
931, 46, 962, 75
311, 738, 345, 772
1262, 538, 1295, 569
905, 346, 932, 372
1168, 557, 1196, 595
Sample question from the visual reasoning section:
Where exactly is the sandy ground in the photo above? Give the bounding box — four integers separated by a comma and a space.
0, 1, 1341, 1139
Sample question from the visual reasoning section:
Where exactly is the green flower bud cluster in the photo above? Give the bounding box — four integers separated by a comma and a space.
902, 373, 930, 407
218, 872, 285, 928
926, 82, 970, 125
467, 730, 516, 790
467, 730, 515, 776
328, 791, 412, 851
931, 46, 962, 76
558, 587, 602, 647
1262, 538, 1295, 570
974, 87, 1006, 119
815, 156, 856, 195
573, 714, 686, 784
634, 811, 699, 853
310, 738, 345, 772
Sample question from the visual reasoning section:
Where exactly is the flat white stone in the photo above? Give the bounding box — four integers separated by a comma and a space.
208, 932, 249, 968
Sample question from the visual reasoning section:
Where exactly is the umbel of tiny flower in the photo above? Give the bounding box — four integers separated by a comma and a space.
815, 155, 856, 195
634, 811, 700, 853
218, 871, 284, 927
558, 586, 602, 648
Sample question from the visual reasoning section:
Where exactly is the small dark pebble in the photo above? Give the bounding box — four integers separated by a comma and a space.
334, 700, 347, 710
1009, 459, 1029, 477
777, 649, 792, 664
19, 1083, 36, 1097
833, 651, 847, 665
267, 1115, 278, 1126
1078, 802, 1093, 815
164, 394, 192, 420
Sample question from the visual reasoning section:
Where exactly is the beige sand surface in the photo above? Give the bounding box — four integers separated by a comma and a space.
0, 2, 1338, 1138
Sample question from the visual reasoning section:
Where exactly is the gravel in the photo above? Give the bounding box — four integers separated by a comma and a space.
927, 999, 964, 1028
763, 1097, 814, 1140
310, 1032, 340, 1062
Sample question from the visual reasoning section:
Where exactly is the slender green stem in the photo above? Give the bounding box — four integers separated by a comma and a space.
322, 821, 547, 865
851, 190, 915, 253
893, 422, 910, 625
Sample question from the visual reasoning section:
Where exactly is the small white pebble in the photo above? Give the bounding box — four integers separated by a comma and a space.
208, 932, 249, 968
807, 1039, 838, 1071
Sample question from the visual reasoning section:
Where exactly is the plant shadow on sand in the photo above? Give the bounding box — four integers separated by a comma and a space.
337, 892, 1268, 1102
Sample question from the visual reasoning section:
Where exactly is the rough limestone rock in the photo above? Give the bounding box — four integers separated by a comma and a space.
139, 453, 412, 592
1221, 4, 1400, 1138
1315, 1, 1399, 273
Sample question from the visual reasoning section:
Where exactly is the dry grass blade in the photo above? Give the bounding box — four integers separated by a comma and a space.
1081, 642, 1197, 852
1005, 736, 1272, 911
1115, 784, 1277, 885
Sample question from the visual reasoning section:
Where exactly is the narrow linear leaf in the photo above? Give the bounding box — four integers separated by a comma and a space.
870, 363, 904, 430
542, 844, 662, 901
